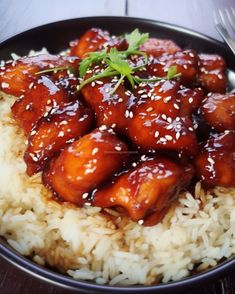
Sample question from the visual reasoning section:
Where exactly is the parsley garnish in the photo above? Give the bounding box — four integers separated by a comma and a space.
35, 29, 181, 95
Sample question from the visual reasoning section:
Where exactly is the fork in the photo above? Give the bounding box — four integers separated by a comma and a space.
214, 7, 235, 55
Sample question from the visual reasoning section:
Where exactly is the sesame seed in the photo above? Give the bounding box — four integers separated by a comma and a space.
154, 131, 159, 138
208, 157, 215, 164
29, 82, 34, 89
91, 82, 95, 87
138, 220, 144, 225
129, 111, 134, 118
58, 131, 64, 137
146, 107, 153, 112
125, 110, 130, 118
99, 125, 107, 131
167, 117, 172, 123
132, 162, 137, 167
92, 147, 99, 155
60, 120, 68, 125
188, 97, 193, 104
141, 94, 148, 98
188, 127, 194, 131
173, 103, 180, 110
141, 155, 148, 161
82, 193, 89, 199
138, 90, 145, 94
218, 74, 223, 79
165, 135, 173, 141
176, 132, 180, 140
162, 114, 167, 120
115, 146, 122, 151
175, 117, 180, 122
118, 98, 123, 103
189, 52, 195, 57
160, 137, 167, 143
166, 124, 173, 130
158, 88, 163, 93
1, 82, 9, 89
164, 96, 172, 102
183, 64, 188, 69
96, 80, 103, 85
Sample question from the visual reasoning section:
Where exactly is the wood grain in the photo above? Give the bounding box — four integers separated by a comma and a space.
128, 0, 235, 41
0, 0, 126, 41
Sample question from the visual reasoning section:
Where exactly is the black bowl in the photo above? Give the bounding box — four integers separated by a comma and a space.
0, 16, 234, 293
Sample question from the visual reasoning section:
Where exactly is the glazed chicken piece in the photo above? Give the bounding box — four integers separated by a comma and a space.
145, 50, 199, 86
70, 28, 127, 58
198, 54, 227, 93
177, 86, 204, 116
43, 128, 128, 205
200, 93, 235, 132
55, 76, 80, 100
140, 38, 181, 58
24, 100, 94, 176
81, 71, 132, 133
11, 76, 66, 133
93, 157, 194, 225
127, 80, 198, 156
194, 131, 235, 187
0, 54, 80, 97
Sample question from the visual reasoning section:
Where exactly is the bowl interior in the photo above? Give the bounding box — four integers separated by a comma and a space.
0, 16, 234, 293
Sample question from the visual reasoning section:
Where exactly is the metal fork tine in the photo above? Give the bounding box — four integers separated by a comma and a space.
225, 8, 235, 34
214, 8, 235, 56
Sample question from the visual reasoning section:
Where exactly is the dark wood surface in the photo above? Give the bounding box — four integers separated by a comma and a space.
0, 0, 234, 293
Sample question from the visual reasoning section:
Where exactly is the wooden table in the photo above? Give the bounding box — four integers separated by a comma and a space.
0, 0, 235, 293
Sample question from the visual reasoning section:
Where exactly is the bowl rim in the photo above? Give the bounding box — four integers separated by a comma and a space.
0, 15, 234, 293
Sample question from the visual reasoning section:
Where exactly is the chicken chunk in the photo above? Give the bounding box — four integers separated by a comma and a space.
11, 76, 66, 133
24, 100, 94, 176
198, 54, 227, 93
81, 71, 132, 133
0, 54, 79, 97
140, 38, 181, 57
201, 93, 235, 132
177, 86, 204, 116
194, 131, 235, 187
145, 50, 199, 86
70, 28, 126, 58
127, 80, 198, 156
93, 157, 193, 225
43, 128, 128, 205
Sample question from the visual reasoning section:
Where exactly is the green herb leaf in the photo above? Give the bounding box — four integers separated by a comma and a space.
108, 48, 133, 76
167, 65, 178, 79
125, 29, 149, 52
79, 50, 107, 77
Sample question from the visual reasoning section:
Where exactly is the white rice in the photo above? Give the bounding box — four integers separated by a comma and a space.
0, 92, 234, 286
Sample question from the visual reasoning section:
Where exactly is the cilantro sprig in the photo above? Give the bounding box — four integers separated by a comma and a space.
35, 29, 181, 95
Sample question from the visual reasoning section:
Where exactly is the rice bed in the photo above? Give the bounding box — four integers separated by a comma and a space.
0, 92, 234, 285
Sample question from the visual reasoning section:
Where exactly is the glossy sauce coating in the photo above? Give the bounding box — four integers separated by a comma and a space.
43, 128, 128, 205
24, 100, 94, 175
198, 54, 227, 93
201, 93, 235, 132
3, 27, 234, 226
194, 131, 235, 187
81, 71, 132, 133
0, 54, 80, 97
140, 38, 181, 57
127, 80, 198, 155
11, 76, 66, 133
93, 157, 194, 224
